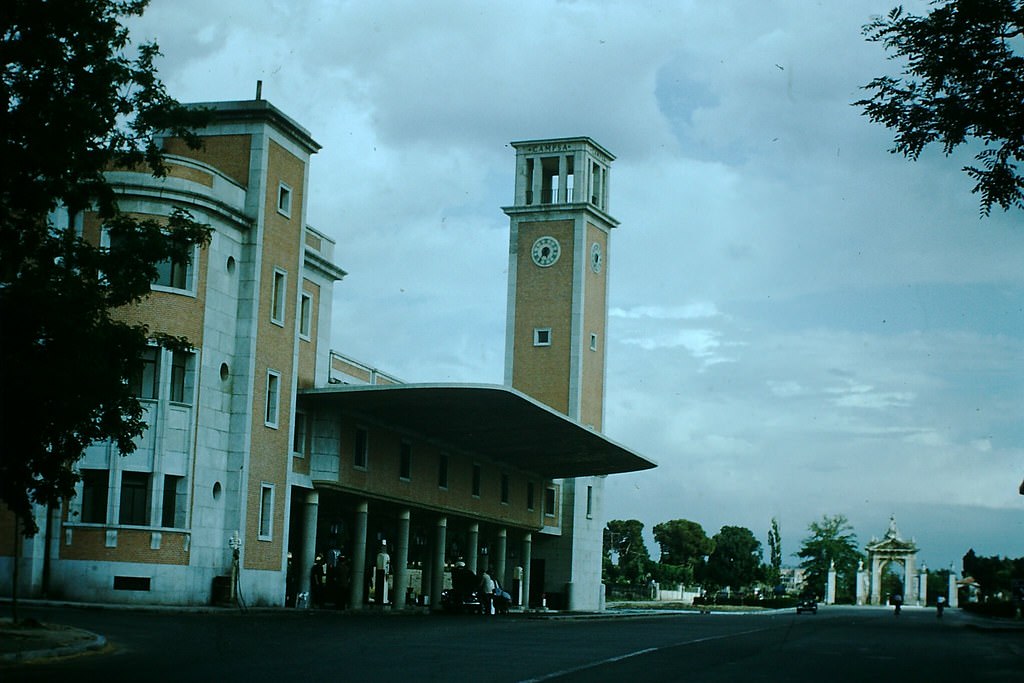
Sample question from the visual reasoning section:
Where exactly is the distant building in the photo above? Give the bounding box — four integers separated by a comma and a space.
0, 99, 654, 609
780, 566, 807, 595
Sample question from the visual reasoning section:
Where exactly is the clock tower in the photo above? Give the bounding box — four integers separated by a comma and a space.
503, 137, 618, 611
503, 137, 617, 428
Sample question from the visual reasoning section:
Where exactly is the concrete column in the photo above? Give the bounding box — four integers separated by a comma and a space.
531, 158, 543, 205
349, 501, 368, 610
298, 491, 319, 598
825, 561, 837, 605
905, 556, 917, 604
856, 563, 868, 605
393, 510, 411, 610
918, 564, 928, 607
558, 155, 568, 203
494, 528, 507, 588
430, 517, 447, 611
870, 557, 882, 605
948, 568, 959, 608
467, 522, 479, 573
521, 532, 532, 609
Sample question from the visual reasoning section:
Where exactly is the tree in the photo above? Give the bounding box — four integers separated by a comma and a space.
926, 566, 953, 605
0, 0, 210, 538
603, 520, 651, 586
962, 548, 1023, 599
855, 0, 1024, 215
703, 526, 764, 593
796, 515, 863, 602
652, 519, 713, 586
766, 517, 782, 590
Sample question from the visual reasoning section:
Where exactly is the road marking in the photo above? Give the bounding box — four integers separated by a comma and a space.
517, 627, 771, 682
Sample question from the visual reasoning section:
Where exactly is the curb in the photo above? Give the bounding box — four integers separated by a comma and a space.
0, 632, 107, 664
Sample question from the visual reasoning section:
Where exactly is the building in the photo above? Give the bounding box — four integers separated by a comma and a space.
0, 98, 654, 609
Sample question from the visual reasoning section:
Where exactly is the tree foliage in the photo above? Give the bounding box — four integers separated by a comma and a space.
0, 0, 210, 535
603, 519, 651, 586
962, 548, 1024, 598
652, 519, 713, 586
766, 517, 782, 589
856, 0, 1024, 215
703, 525, 764, 592
797, 514, 863, 601
652, 519, 713, 566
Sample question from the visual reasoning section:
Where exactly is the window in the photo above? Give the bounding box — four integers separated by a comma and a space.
170, 350, 190, 403
438, 453, 449, 489
153, 254, 191, 290
80, 470, 109, 524
119, 472, 150, 526
527, 482, 535, 511
130, 347, 160, 399
354, 427, 368, 469
271, 269, 287, 325
265, 370, 281, 428
586, 485, 593, 519
277, 182, 292, 217
544, 486, 556, 517
399, 442, 412, 481
292, 411, 309, 456
107, 231, 194, 293
471, 464, 481, 497
299, 292, 313, 339
590, 333, 598, 352
534, 328, 551, 346
500, 474, 509, 505
161, 475, 184, 528
258, 483, 274, 540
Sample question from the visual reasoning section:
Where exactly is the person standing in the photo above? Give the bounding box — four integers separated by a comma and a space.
375, 541, 391, 606
310, 554, 327, 608
335, 555, 351, 610
479, 568, 495, 616
936, 594, 946, 619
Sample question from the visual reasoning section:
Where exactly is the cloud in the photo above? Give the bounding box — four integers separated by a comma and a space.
126, 0, 1024, 570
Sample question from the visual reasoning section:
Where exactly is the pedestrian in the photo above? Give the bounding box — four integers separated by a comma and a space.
375, 541, 391, 605
479, 568, 495, 616
493, 576, 511, 614
936, 594, 946, 619
310, 553, 327, 608
335, 555, 351, 609
892, 593, 902, 616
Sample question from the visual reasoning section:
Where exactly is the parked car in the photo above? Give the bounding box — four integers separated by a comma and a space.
796, 596, 818, 614
440, 588, 482, 614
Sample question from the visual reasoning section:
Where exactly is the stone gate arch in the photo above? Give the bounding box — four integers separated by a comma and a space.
859, 516, 923, 606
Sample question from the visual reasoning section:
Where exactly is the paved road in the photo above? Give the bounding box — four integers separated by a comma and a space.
2, 605, 1020, 682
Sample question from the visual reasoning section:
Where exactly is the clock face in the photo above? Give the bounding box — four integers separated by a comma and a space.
531, 236, 561, 267
591, 242, 603, 273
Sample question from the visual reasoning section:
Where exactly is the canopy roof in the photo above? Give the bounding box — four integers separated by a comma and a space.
299, 383, 656, 479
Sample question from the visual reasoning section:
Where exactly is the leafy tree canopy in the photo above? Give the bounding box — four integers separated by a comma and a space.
766, 517, 783, 588
962, 548, 1024, 597
797, 514, 863, 601
652, 518, 714, 567
603, 519, 651, 585
0, 0, 210, 535
856, 0, 1024, 215
703, 525, 764, 593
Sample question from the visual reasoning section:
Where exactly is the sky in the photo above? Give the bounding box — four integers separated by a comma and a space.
129, 0, 1022, 573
